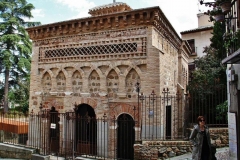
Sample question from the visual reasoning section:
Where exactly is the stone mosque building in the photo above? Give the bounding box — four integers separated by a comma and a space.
26, 1, 190, 159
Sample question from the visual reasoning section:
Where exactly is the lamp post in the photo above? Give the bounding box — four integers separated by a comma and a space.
135, 82, 140, 123
39, 102, 43, 112
135, 82, 140, 141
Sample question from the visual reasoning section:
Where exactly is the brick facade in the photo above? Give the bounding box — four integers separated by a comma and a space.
26, 2, 190, 159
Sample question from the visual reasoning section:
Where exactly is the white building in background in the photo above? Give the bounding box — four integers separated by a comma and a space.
180, 13, 213, 81
181, 13, 213, 64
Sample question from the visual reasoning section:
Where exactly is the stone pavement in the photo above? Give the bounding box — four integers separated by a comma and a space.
48, 147, 229, 160
168, 147, 229, 160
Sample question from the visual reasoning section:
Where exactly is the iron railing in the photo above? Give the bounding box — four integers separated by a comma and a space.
224, 0, 240, 57
187, 85, 228, 127
0, 88, 228, 159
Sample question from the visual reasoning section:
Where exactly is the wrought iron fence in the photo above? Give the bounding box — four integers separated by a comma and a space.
138, 90, 186, 141
27, 110, 138, 159
187, 85, 228, 127
0, 88, 228, 159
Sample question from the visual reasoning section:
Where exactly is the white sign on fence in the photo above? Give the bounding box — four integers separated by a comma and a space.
50, 123, 56, 129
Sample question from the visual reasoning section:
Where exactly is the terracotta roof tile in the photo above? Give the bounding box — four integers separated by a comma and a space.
180, 25, 213, 34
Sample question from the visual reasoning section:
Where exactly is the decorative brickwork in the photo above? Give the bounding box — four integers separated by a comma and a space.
26, 2, 190, 159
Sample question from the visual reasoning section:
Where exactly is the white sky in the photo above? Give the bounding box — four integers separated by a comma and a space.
27, 0, 211, 36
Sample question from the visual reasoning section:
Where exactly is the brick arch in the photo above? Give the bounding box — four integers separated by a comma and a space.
55, 68, 68, 78
41, 71, 53, 92
106, 61, 146, 76
87, 66, 105, 79
41, 70, 54, 79
72, 63, 86, 73
116, 112, 134, 122
71, 68, 85, 78
110, 103, 136, 120
71, 97, 98, 109
105, 66, 121, 77
123, 65, 142, 78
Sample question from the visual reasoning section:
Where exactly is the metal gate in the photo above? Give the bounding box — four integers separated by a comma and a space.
165, 105, 171, 139
139, 89, 185, 140
49, 107, 60, 153
117, 114, 135, 160
75, 103, 97, 156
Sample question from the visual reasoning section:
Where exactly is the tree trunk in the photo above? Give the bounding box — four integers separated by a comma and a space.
4, 69, 9, 112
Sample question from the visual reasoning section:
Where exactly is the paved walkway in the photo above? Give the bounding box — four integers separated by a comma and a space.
48, 147, 229, 160
168, 147, 229, 160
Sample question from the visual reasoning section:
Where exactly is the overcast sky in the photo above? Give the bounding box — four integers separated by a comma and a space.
28, 0, 210, 36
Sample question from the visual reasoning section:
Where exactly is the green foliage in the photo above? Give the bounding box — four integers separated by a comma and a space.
223, 30, 240, 53
188, 21, 227, 96
216, 100, 228, 121
8, 75, 30, 113
209, 6, 223, 16
0, 0, 40, 112
204, 7, 223, 22
187, 51, 227, 96
187, 14, 228, 125
210, 22, 225, 59
215, 0, 231, 5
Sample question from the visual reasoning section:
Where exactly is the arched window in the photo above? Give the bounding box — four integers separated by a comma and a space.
89, 71, 100, 95
42, 72, 52, 92
56, 71, 66, 92
126, 69, 140, 98
72, 71, 83, 95
107, 70, 119, 98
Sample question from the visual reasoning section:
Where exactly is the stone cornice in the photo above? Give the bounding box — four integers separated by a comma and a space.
26, 6, 181, 47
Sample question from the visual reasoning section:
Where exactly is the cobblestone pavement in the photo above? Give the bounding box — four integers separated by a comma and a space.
168, 147, 229, 160
48, 147, 229, 160
215, 147, 229, 160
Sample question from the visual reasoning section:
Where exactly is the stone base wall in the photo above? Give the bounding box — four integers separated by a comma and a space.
134, 128, 229, 160
0, 143, 35, 159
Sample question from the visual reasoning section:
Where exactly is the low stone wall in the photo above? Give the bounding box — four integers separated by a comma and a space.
134, 128, 229, 160
0, 143, 36, 159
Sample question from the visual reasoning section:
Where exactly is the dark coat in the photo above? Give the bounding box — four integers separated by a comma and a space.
189, 124, 212, 160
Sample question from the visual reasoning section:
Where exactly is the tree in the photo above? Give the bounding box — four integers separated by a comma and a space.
210, 22, 225, 59
0, 0, 40, 112
187, 49, 226, 96
187, 21, 228, 125
8, 75, 30, 113
188, 21, 227, 96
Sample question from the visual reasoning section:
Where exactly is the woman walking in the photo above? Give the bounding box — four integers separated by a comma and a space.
189, 116, 212, 160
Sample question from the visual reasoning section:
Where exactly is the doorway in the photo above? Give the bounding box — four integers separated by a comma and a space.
117, 114, 135, 160
49, 106, 60, 153
76, 103, 97, 155
166, 105, 172, 139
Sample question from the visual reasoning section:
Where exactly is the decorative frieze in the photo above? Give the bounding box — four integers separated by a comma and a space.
26, 7, 181, 48
34, 27, 147, 47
